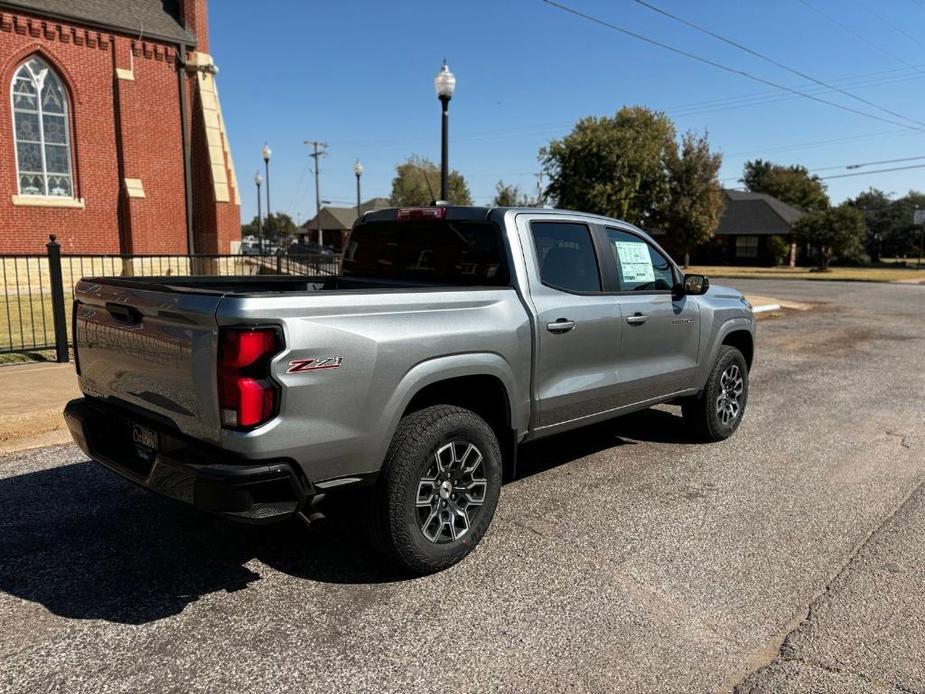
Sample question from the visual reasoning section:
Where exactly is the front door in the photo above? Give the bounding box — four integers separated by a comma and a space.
603, 227, 701, 406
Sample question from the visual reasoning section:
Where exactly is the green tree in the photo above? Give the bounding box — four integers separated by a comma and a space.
663, 131, 724, 266
540, 106, 676, 226
741, 159, 829, 211
848, 189, 925, 260
491, 180, 532, 207
241, 212, 297, 246
848, 188, 892, 262
794, 204, 866, 270
389, 155, 472, 206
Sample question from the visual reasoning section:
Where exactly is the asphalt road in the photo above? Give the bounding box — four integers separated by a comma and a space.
1, 279, 923, 693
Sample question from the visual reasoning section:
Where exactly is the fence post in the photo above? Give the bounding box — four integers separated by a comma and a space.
46, 234, 70, 363
276, 249, 282, 274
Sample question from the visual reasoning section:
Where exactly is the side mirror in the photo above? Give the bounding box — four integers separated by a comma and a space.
683, 273, 710, 295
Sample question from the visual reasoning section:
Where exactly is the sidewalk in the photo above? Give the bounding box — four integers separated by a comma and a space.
0, 362, 79, 455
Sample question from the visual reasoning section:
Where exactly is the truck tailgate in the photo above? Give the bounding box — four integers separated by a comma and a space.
74, 279, 222, 441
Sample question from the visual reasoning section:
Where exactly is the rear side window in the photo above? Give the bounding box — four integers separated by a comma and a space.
605, 228, 675, 291
530, 222, 601, 293
343, 221, 509, 286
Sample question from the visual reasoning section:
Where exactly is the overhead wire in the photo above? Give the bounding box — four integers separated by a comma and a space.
542, 0, 925, 132
632, 0, 925, 128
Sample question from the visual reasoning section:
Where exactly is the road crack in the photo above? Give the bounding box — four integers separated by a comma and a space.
886, 430, 912, 449
723, 476, 925, 694
778, 655, 924, 694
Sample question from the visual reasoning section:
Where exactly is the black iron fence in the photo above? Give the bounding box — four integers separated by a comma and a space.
0, 236, 342, 358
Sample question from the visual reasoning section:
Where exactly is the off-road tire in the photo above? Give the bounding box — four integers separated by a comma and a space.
682, 345, 749, 442
370, 405, 502, 574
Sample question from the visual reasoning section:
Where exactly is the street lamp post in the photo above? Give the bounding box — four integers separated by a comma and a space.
353, 159, 364, 219
262, 142, 272, 219
433, 59, 456, 202
254, 171, 263, 254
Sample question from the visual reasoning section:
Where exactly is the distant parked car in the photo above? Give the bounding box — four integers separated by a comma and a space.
289, 241, 334, 256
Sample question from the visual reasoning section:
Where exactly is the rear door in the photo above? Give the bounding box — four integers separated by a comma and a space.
74, 279, 223, 441
602, 227, 701, 405
516, 216, 623, 430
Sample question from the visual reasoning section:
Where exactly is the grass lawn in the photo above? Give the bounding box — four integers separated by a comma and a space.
687, 265, 925, 283
0, 294, 58, 356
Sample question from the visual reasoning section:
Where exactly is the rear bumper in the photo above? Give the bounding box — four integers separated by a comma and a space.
64, 397, 312, 523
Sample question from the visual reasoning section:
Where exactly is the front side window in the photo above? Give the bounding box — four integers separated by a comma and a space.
11, 57, 73, 197
530, 221, 601, 293
606, 228, 675, 291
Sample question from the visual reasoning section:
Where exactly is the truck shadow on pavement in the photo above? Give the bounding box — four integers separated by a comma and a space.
0, 460, 403, 624
516, 407, 700, 480
0, 409, 696, 624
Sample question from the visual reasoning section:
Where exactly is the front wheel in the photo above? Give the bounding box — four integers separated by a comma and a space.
371, 405, 502, 574
682, 345, 749, 442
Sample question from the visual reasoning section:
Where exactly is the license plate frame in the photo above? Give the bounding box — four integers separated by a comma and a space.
131, 422, 159, 462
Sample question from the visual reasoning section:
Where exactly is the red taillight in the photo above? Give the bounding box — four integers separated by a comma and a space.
218, 328, 281, 429
396, 206, 447, 220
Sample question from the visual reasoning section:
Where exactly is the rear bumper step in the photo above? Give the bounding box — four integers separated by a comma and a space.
64, 397, 312, 523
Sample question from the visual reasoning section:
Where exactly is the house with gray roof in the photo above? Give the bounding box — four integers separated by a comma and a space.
695, 190, 807, 266
300, 197, 391, 251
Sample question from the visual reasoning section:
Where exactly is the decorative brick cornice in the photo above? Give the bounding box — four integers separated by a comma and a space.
0, 10, 173, 64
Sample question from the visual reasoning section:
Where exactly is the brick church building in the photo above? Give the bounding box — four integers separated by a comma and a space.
0, 0, 240, 255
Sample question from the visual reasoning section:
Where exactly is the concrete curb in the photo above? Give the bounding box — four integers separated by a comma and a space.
752, 304, 782, 314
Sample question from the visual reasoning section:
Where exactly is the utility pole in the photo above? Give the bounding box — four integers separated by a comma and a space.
534, 171, 545, 207
304, 140, 328, 247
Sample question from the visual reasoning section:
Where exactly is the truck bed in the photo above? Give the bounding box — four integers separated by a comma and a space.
80, 274, 481, 296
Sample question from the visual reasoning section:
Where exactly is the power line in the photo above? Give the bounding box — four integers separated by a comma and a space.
797, 0, 921, 71
324, 63, 924, 156
723, 129, 911, 158
542, 0, 925, 133
819, 163, 925, 180
721, 154, 925, 183
285, 156, 311, 216
855, 0, 925, 49
802, 154, 925, 173
668, 71, 925, 120
633, 0, 925, 129
665, 65, 925, 116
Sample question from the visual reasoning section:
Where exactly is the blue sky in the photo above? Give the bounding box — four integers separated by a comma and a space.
212, 0, 925, 224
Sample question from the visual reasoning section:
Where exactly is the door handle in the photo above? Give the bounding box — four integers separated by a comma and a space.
106, 302, 142, 325
625, 313, 648, 325
546, 319, 575, 333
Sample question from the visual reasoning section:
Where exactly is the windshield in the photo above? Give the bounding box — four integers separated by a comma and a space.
342, 220, 510, 286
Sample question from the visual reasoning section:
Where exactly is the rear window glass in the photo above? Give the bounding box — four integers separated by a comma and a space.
342, 221, 510, 286
530, 221, 601, 293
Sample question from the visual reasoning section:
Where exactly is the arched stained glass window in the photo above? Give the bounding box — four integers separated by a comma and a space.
11, 57, 73, 197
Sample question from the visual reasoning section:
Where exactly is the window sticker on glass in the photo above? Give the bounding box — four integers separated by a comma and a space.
615, 241, 655, 283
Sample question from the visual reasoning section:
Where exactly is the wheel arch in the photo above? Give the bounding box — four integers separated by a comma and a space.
377, 354, 525, 481
722, 329, 754, 371
696, 316, 755, 391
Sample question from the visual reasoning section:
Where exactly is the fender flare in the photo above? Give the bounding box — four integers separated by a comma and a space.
698, 316, 755, 388
373, 352, 523, 464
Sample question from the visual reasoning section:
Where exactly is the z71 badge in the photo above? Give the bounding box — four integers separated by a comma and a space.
287, 357, 343, 373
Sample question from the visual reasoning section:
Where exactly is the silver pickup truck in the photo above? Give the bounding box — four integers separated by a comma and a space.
64, 206, 754, 573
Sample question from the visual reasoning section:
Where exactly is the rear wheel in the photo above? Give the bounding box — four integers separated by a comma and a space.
683, 345, 749, 442
371, 405, 502, 574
